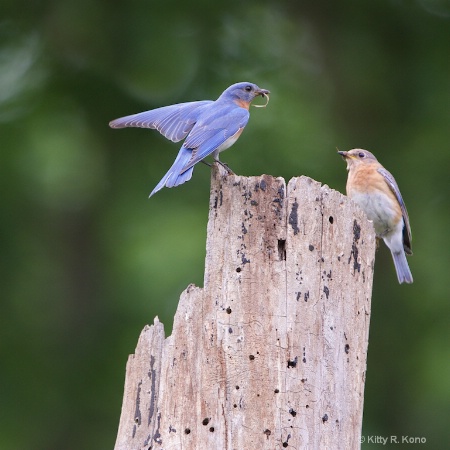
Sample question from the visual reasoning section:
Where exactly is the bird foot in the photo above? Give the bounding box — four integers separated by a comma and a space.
215, 160, 235, 175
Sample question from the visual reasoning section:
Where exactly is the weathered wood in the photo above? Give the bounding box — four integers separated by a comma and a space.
114, 165, 376, 450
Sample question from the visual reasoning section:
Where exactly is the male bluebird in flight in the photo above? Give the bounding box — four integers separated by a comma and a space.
109, 82, 270, 197
338, 149, 413, 284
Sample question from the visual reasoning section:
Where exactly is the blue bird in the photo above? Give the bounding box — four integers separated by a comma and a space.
109, 82, 270, 197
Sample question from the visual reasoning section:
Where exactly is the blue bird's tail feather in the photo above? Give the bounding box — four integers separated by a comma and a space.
149, 147, 194, 197
391, 250, 413, 284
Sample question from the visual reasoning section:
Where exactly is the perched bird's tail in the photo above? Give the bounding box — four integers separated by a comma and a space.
391, 250, 413, 284
149, 147, 194, 197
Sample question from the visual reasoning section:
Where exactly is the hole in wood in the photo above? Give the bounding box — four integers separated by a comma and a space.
278, 239, 286, 261
287, 357, 298, 368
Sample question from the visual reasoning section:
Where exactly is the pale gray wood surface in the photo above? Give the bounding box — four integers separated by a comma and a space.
114, 166, 376, 450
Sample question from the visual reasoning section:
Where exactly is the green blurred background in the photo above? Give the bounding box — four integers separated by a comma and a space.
1, 0, 449, 448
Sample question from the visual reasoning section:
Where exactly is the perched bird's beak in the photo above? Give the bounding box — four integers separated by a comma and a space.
337, 150, 348, 158
253, 89, 270, 108
257, 89, 270, 97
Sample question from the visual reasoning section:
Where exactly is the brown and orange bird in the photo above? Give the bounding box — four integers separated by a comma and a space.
338, 149, 413, 284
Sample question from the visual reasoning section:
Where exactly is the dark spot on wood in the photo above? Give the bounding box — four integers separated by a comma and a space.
287, 357, 298, 368
304, 291, 309, 302
329, 216, 334, 224
184, 428, 191, 434
345, 344, 350, 354
133, 381, 142, 436
283, 443, 288, 448
236, 385, 240, 390
322, 414, 329, 423
226, 306, 232, 314
241, 222, 248, 234
241, 254, 250, 265
306, 404, 309, 408
274, 389, 280, 393
302, 357, 306, 363
264, 429, 271, 437
236, 267, 242, 273
301, 378, 306, 383
278, 239, 286, 261
348, 220, 361, 272
249, 354, 255, 360
250, 200, 258, 206
289, 408, 297, 417
149, 356, 157, 425
309, 244, 314, 251
289, 201, 299, 235
202, 418, 210, 425
209, 427, 215, 432
233, 404, 237, 408
323, 286, 329, 299
228, 327, 233, 334
296, 292, 301, 301
353, 220, 361, 241
260, 179, 267, 191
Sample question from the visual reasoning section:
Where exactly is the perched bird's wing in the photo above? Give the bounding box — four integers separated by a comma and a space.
109, 100, 214, 142
180, 105, 250, 172
378, 167, 412, 254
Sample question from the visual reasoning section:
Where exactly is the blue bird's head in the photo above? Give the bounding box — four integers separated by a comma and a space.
219, 82, 270, 109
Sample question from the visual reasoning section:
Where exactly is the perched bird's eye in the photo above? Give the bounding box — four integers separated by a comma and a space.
358, 152, 365, 158
245, 85, 252, 92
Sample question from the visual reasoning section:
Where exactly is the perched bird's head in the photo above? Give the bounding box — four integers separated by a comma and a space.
338, 148, 378, 171
220, 82, 270, 109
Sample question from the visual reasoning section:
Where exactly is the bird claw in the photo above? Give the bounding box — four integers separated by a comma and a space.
215, 160, 235, 175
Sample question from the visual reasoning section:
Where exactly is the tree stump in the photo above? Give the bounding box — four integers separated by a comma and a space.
114, 165, 376, 450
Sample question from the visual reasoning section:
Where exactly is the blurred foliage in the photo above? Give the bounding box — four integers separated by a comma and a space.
1, 0, 449, 448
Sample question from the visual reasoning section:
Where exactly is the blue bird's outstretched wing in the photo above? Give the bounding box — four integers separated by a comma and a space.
180, 105, 250, 172
109, 100, 214, 142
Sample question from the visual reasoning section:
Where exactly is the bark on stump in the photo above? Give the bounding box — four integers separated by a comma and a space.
114, 166, 376, 450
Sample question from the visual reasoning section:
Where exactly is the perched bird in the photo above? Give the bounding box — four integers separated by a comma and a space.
109, 82, 270, 197
338, 149, 413, 284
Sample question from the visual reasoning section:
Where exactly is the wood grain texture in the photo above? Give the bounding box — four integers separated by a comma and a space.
114, 165, 376, 450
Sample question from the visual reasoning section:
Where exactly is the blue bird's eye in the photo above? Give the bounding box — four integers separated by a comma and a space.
358, 152, 365, 158
245, 85, 252, 92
